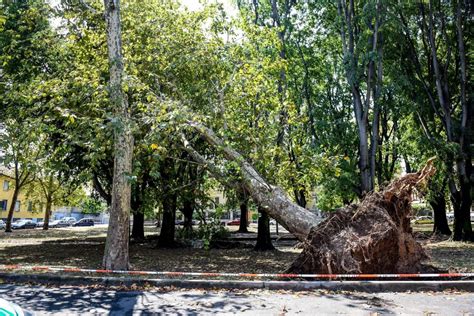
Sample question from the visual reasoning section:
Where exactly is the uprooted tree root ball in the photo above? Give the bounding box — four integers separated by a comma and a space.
289, 159, 437, 274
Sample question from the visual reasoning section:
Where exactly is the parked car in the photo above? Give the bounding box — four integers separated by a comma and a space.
446, 213, 455, 223
0, 220, 5, 229
227, 219, 240, 226
73, 218, 95, 227
62, 217, 77, 226
11, 220, 36, 229
411, 216, 433, 224
36, 221, 44, 228
49, 219, 70, 228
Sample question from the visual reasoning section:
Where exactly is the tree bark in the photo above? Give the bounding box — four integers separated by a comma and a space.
102, 0, 133, 270
181, 197, 194, 232
370, 31, 383, 189
131, 210, 145, 241
158, 192, 177, 247
453, 180, 472, 241
453, 0, 472, 242
237, 196, 249, 233
43, 197, 52, 231
357, 106, 371, 195
337, 0, 378, 195
254, 207, 274, 251
429, 191, 451, 236
158, 157, 177, 247
5, 187, 20, 232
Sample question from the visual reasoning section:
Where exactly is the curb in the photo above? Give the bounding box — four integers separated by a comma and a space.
1, 273, 473, 292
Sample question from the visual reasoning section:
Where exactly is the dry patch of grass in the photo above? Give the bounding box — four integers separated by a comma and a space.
423, 240, 474, 272
412, 223, 473, 271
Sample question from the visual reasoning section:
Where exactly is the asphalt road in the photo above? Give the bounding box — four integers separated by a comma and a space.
0, 283, 472, 315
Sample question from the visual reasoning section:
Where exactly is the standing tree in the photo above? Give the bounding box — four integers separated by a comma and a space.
102, 0, 134, 270
0, 0, 56, 232
397, 0, 472, 240
0, 120, 40, 232
25, 172, 85, 230
336, 0, 385, 195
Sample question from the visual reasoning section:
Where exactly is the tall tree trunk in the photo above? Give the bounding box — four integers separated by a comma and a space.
454, 180, 472, 241
356, 110, 371, 195
429, 190, 451, 236
102, 0, 133, 270
158, 192, 177, 247
370, 32, 383, 189
181, 197, 194, 232
453, 0, 472, 242
237, 196, 249, 233
131, 210, 145, 241
338, 0, 382, 196
254, 207, 274, 251
43, 197, 53, 231
5, 187, 20, 232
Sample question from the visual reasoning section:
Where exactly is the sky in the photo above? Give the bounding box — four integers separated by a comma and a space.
48, 0, 238, 29
183, 0, 237, 15
48, 0, 238, 15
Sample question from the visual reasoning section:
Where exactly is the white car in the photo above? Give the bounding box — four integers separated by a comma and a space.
62, 217, 77, 225
446, 213, 455, 222
0, 220, 5, 229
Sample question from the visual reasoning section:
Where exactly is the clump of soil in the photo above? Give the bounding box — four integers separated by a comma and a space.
289, 159, 436, 274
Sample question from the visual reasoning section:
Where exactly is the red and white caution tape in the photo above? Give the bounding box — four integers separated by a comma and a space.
1, 264, 473, 279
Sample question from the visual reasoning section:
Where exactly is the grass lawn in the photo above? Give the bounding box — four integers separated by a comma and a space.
413, 223, 474, 272
0, 223, 472, 273
0, 225, 299, 273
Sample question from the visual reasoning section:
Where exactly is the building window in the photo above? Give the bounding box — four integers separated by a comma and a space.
0, 200, 7, 211
14, 200, 20, 212
3, 180, 9, 191
27, 201, 33, 212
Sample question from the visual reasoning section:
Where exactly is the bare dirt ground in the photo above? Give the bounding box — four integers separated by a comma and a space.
0, 224, 472, 273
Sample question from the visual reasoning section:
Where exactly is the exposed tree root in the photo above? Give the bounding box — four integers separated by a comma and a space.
289, 159, 436, 274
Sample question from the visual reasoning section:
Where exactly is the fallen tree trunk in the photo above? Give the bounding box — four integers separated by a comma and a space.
183, 122, 321, 241
183, 122, 435, 273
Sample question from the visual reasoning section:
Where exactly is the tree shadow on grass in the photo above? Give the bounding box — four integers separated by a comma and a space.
0, 236, 299, 273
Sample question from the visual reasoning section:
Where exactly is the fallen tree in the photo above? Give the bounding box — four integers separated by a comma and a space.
290, 160, 435, 273
182, 121, 435, 273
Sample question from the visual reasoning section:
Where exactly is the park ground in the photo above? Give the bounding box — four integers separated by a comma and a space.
0, 223, 473, 273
